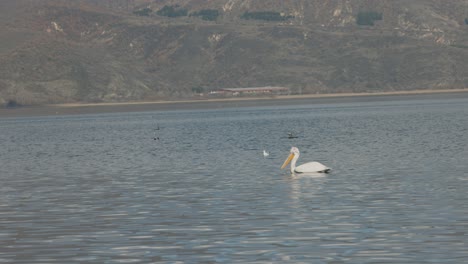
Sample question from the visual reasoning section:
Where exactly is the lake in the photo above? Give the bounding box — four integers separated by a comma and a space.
1, 95, 468, 263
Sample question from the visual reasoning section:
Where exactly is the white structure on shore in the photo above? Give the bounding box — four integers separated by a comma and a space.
211, 86, 289, 96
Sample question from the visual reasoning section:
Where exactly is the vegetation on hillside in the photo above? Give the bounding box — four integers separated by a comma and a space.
5, 99, 20, 108
190, 9, 219, 21
156, 5, 188, 18
240, 11, 293, 21
191, 86, 208, 94
133, 7, 152, 16
356, 11, 383, 26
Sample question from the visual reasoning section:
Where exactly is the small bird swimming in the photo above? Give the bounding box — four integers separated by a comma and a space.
263, 150, 269, 157
287, 132, 298, 139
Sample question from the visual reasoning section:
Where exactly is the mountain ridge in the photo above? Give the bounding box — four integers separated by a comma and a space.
1, 0, 467, 105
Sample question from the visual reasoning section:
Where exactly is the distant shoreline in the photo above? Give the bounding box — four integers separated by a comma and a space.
52, 88, 468, 107
2, 88, 468, 118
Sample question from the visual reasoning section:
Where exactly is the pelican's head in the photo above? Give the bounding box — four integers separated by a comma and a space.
290, 147, 299, 155
281, 147, 299, 169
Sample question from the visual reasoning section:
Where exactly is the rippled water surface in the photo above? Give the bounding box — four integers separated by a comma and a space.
1, 97, 468, 263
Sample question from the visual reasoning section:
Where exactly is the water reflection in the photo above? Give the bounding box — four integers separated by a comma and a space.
287, 173, 327, 201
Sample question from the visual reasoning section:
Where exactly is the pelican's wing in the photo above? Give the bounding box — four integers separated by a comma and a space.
295, 162, 330, 173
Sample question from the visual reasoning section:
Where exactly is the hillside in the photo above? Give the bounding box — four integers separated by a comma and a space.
1, 0, 468, 105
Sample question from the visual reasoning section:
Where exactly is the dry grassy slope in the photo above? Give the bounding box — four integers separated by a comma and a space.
0, 0, 468, 105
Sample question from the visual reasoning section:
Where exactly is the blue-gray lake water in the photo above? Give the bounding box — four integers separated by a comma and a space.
1, 97, 468, 263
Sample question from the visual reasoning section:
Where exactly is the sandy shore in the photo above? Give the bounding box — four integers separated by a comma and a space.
1, 88, 468, 118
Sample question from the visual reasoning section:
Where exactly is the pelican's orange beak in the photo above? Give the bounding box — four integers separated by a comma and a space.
281, 153, 294, 169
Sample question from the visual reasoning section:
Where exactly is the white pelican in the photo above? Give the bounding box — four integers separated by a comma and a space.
281, 147, 331, 173
263, 150, 269, 157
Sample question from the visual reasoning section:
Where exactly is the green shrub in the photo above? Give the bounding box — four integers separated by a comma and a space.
240, 11, 293, 21
133, 7, 152, 16
156, 5, 188, 18
191, 9, 219, 21
191, 87, 204, 94
6, 99, 20, 108
356, 11, 382, 26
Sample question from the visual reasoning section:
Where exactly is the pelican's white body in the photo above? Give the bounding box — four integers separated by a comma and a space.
281, 147, 330, 173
